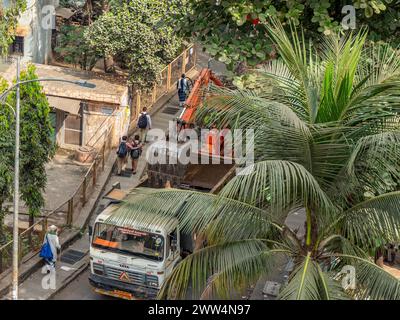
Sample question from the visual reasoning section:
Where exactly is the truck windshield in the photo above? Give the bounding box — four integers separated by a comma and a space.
92, 223, 164, 261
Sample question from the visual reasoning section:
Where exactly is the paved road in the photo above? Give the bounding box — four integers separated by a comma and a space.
51, 268, 114, 300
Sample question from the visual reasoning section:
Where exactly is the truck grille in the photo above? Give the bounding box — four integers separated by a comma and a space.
106, 266, 145, 285
92, 263, 158, 287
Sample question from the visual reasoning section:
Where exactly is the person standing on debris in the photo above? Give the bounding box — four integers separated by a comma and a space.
137, 107, 152, 143
129, 135, 143, 175
116, 135, 129, 175
177, 74, 190, 107
40, 225, 61, 273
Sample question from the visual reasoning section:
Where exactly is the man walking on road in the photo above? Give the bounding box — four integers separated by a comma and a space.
177, 74, 190, 107
137, 107, 152, 143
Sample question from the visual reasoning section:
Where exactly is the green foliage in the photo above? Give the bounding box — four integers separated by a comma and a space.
176, 0, 399, 72
0, 78, 14, 236
0, 0, 27, 56
125, 21, 400, 299
0, 65, 55, 220
84, 0, 183, 91
17, 65, 56, 217
55, 25, 100, 71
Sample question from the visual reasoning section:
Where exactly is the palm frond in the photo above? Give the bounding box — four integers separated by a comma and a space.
279, 253, 347, 300
219, 160, 336, 220
334, 254, 400, 300
158, 239, 287, 299
199, 85, 310, 134
346, 131, 400, 191
342, 191, 400, 248
109, 188, 278, 237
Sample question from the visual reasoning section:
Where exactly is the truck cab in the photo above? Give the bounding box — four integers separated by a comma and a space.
88, 190, 182, 300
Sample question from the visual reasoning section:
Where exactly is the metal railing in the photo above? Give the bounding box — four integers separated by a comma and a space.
130, 44, 197, 127
0, 122, 115, 274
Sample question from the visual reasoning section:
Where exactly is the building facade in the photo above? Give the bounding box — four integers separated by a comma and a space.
4, 0, 58, 63
32, 64, 130, 152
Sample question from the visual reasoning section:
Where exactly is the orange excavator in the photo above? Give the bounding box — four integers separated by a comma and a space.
146, 68, 234, 191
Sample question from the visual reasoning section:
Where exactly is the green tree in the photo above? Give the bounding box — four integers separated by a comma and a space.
0, 0, 26, 56
0, 77, 14, 254
84, 0, 183, 91
176, 0, 399, 73
1, 65, 55, 234
55, 25, 100, 71
112, 20, 400, 299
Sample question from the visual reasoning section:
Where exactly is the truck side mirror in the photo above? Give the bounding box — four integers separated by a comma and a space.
88, 225, 93, 236
171, 239, 178, 252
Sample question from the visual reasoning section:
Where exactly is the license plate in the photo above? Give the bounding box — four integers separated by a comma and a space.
113, 290, 133, 300
95, 288, 133, 300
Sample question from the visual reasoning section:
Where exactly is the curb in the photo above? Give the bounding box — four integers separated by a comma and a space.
47, 259, 90, 300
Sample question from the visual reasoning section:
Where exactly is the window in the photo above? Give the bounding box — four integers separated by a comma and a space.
49, 109, 57, 144
10, 37, 24, 55
167, 229, 178, 258
64, 111, 82, 145
92, 223, 165, 261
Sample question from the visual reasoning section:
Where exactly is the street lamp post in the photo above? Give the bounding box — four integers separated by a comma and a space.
11, 56, 20, 301
0, 57, 95, 300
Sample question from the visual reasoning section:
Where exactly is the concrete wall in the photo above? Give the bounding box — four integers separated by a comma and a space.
84, 102, 131, 149
83, 102, 118, 150
53, 101, 131, 151
4, 0, 59, 63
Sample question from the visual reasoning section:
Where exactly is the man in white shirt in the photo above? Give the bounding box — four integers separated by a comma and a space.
137, 107, 152, 143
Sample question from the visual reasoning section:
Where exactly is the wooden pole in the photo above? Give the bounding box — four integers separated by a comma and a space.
82, 177, 87, 205
102, 145, 105, 171
167, 63, 172, 91
93, 160, 97, 186
182, 49, 187, 75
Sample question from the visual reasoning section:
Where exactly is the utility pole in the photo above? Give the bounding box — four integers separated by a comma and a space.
11, 56, 20, 300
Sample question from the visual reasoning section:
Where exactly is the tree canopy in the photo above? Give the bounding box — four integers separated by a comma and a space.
0, 65, 55, 228
83, 0, 184, 90
175, 0, 400, 73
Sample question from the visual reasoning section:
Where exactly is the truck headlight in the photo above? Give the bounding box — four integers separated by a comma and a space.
92, 262, 104, 275
146, 275, 159, 288
147, 281, 158, 288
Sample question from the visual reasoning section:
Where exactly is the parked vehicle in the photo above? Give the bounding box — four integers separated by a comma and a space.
88, 189, 192, 300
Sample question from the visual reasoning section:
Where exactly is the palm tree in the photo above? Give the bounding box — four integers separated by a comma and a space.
110, 19, 400, 299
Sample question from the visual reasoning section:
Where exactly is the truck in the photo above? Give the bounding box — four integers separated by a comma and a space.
88, 188, 190, 300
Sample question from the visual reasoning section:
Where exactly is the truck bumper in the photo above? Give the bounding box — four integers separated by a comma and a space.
89, 273, 159, 300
